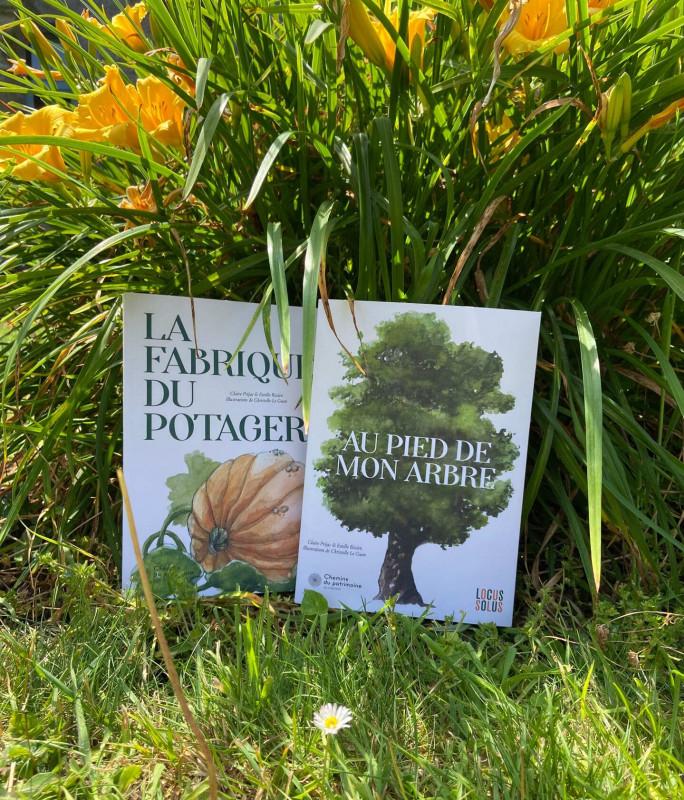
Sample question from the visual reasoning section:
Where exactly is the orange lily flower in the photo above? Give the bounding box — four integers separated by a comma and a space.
0, 105, 72, 181
119, 183, 158, 226
166, 52, 196, 95
347, 1, 435, 74
82, 2, 148, 53
7, 59, 64, 81
71, 66, 141, 150
486, 114, 520, 158
71, 66, 185, 152
501, 0, 570, 55
136, 74, 186, 148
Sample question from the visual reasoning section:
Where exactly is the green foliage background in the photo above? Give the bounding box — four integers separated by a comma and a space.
0, 0, 683, 607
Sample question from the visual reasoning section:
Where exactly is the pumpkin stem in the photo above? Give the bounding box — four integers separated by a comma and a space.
143, 506, 193, 556
157, 505, 193, 549
208, 526, 230, 554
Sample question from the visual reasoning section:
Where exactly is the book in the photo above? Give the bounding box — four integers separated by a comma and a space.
122, 293, 306, 597
294, 300, 540, 625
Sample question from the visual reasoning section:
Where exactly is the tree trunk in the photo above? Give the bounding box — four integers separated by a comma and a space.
376, 533, 425, 605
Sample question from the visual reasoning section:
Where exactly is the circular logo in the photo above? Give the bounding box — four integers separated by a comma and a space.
308, 573, 322, 587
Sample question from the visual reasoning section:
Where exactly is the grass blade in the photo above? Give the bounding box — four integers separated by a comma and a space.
183, 93, 230, 200
243, 130, 294, 210
195, 56, 213, 110
375, 117, 405, 300
570, 299, 604, 595
302, 200, 335, 430
605, 244, 684, 302
267, 222, 291, 374
352, 132, 376, 300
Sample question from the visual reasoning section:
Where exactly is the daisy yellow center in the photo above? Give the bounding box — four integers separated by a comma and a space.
323, 715, 339, 729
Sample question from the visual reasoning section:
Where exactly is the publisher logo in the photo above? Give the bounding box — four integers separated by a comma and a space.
474, 587, 504, 613
308, 573, 322, 588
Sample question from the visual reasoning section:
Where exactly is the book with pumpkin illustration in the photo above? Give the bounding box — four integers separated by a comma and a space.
122, 293, 306, 597
294, 300, 540, 625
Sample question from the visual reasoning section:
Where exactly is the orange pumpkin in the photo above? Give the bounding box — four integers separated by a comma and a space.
188, 450, 304, 579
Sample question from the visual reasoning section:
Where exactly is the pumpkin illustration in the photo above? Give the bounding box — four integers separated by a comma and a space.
188, 449, 305, 579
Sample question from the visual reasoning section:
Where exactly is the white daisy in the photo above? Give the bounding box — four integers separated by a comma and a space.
313, 703, 353, 735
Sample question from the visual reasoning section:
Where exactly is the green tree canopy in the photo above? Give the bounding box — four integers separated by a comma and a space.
316, 312, 520, 604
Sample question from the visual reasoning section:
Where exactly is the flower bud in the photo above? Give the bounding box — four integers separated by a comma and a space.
346, 0, 387, 69
55, 17, 77, 45
617, 73, 632, 140
56, 17, 86, 68
599, 73, 631, 156
21, 19, 59, 66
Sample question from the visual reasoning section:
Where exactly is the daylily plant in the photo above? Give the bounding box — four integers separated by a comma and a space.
0, 62, 186, 182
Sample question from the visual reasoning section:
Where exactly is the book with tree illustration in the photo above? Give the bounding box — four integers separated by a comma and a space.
122, 293, 306, 597
294, 301, 540, 625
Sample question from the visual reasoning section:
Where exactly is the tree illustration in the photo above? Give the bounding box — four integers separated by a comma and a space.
316, 312, 519, 606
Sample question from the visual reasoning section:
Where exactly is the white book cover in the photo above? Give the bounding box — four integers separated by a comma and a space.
294, 300, 540, 625
122, 293, 306, 596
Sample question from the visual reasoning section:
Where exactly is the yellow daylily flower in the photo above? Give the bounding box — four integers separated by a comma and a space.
347, 1, 435, 74
486, 114, 520, 159
110, 2, 148, 50
119, 182, 157, 212
501, 0, 570, 56
82, 2, 148, 53
71, 66, 141, 150
119, 182, 158, 227
347, 0, 387, 68
136, 75, 186, 148
7, 59, 64, 81
71, 66, 185, 152
166, 52, 196, 95
0, 105, 72, 182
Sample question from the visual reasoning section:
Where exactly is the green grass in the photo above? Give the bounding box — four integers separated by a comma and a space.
1, 565, 682, 799
1, 2, 683, 797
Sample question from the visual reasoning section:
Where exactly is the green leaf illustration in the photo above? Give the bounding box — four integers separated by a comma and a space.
268, 575, 296, 593
166, 451, 221, 511
197, 561, 295, 595
201, 560, 268, 593
133, 548, 202, 598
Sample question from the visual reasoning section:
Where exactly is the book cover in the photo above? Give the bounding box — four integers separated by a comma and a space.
294, 301, 541, 625
122, 293, 306, 597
